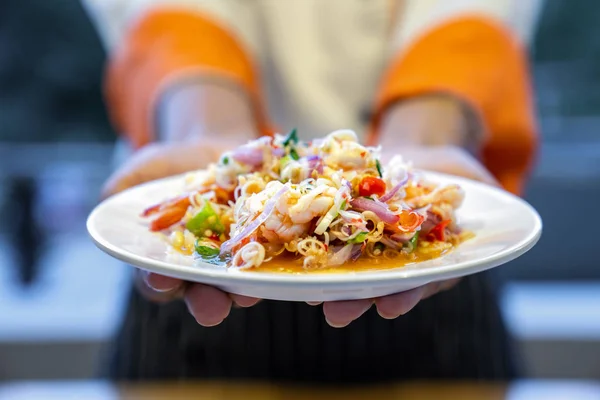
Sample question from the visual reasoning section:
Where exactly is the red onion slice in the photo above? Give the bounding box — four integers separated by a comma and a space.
339, 210, 368, 231
231, 146, 264, 166
380, 236, 403, 250
419, 210, 442, 235
220, 184, 289, 255
350, 244, 363, 261
306, 155, 324, 175
390, 232, 413, 243
327, 244, 354, 266
272, 147, 285, 157
379, 175, 409, 203
350, 198, 399, 224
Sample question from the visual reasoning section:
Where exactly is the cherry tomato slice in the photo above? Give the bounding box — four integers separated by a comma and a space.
358, 176, 386, 197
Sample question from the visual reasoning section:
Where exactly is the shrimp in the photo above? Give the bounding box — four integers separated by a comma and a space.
275, 185, 336, 224
280, 160, 309, 183
408, 184, 465, 209
261, 211, 311, 243
142, 193, 192, 232
325, 141, 373, 170
318, 131, 369, 170
142, 183, 234, 231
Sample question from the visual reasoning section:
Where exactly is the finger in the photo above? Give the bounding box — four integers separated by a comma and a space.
306, 301, 323, 306
419, 278, 464, 301
322, 299, 373, 328
135, 270, 185, 303
375, 286, 426, 319
440, 278, 461, 291
185, 284, 232, 327
229, 293, 261, 308
144, 271, 183, 292
420, 282, 443, 301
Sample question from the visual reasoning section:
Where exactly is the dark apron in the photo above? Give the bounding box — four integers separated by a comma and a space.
103, 272, 518, 383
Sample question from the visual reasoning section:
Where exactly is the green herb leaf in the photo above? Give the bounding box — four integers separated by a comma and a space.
223, 156, 229, 165
375, 159, 383, 178
195, 241, 220, 258
349, 232, 368, 244
407, 231, 420, 253
283, 128, 298, 147
340, 199, 347, 210
289, 148, 300, 160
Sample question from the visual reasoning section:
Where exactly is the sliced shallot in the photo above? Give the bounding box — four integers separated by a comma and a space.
379, 174, 409, 203
220, 184, 289, 255
327, 244, 354, 266
350, 198, 399, 225
231, 145, 264, 166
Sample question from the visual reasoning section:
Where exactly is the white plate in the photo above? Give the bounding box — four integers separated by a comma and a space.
87, 171, 542, 302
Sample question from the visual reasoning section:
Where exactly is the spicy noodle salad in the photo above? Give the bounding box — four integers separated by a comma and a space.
141, 129, 471, 270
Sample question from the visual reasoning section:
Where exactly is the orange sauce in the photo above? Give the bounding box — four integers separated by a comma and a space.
190, 233, 473, 273
250, 245, 451, 274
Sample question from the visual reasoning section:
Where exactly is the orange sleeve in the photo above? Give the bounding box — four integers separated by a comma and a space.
369, 16, 538, 196
105, 8, 269, 149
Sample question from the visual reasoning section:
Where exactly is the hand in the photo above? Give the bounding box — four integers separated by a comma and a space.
318, 145, 499, 328
103, 141, 261, 326
103, 82, 264, 327
318, 95, 498, 328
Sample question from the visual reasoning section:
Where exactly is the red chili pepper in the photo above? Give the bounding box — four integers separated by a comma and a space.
428, 220, 451, 242
358, 176, 386, 197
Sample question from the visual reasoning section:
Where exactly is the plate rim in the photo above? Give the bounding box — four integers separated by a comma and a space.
87, 170, 543, 287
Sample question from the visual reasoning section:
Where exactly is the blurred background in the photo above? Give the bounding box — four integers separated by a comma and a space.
0, 0, 598, 382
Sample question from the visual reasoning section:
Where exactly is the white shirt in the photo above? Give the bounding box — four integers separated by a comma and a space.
82, 0, 542, 140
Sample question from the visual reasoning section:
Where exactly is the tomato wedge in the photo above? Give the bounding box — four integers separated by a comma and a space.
428, 220, 452, 241
358, 176, 386, 197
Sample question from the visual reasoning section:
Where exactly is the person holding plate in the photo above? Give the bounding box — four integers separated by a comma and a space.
84, 0, 541, 382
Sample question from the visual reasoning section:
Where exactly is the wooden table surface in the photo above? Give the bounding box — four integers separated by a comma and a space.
1, 380, 600, 400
